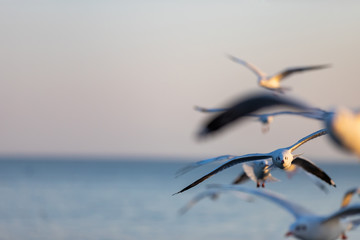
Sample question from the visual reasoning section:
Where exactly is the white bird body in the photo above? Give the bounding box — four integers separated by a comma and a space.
210, 185, 360, 240
244, 160, 270, 181
259, 76, 282, 90
242, 160, 279, 187
288, 216, 346, 240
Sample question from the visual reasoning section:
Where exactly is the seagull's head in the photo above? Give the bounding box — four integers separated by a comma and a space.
287, 221, 310, 239
273, 149, 293, 169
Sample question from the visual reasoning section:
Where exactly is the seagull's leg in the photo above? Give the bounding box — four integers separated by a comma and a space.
256, 181, 260, 188
341, 233, 347, 240
262, 182, 265, 188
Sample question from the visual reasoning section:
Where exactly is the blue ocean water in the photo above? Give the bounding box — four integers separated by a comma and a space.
0, 157, 359, 240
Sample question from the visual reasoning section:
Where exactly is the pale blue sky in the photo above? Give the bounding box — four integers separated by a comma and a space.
0, 1, 359, 161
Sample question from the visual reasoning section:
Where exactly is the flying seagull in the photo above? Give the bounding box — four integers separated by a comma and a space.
228, 55, 330, 93
174, 128, 335, 195
209, 185, 360, 240
198, 92, 360, 158
177, 157, 328, 192
195, 105, 322, 133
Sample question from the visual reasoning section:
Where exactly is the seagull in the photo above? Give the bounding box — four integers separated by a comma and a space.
208, 185, 360, 240
341, 187, 360, 208
177, 185, 254, 215
228, 55, 330, 93
197, 92, 360, 157
195, 105, 322, 133
242, 160, 279, 188
174, 128, 336, 195
177, 157, 329, 192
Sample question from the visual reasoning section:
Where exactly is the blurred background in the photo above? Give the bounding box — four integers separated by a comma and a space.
0, 1, 360, 240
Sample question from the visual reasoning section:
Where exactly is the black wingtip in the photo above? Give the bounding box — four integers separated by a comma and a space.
331, 180, 336, 188
196, 128, 210, 140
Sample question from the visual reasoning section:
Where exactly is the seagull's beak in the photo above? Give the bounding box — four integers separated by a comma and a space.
285, 231, 293, 237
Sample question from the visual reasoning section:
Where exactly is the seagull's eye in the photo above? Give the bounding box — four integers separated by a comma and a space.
285, 156, 288, 160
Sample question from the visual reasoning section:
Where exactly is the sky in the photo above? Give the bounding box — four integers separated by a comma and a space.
0, 1, 359, 162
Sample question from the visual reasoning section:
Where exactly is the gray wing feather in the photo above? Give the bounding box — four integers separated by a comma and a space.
227, 55, 266, 78
210, 185, 314, 219
176, 155, 236, 177
322, 204, 360, 224
272, 64, 331, 81
288, 129, 328, 152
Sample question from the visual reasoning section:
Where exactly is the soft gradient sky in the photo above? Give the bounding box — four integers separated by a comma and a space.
0, 1, 359, 161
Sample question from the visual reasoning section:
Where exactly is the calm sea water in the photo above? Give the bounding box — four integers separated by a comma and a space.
0, 157, 359, 240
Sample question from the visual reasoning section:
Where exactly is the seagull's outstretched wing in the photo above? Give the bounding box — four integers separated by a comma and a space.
266, 110, 325, 119
210, 185, 314, 219
199, 92, 313, 137
227, 55, 266, 78
291, 157, 336, 187
173, 154, 271, 195
341, 187, 360, 208
178, 188, 254, 215
175, 155, 236, 177
349, 218, 360, 231
322, 204, 360, 224
242, 163, 258, 183
288, 129, 328, 152
194, 106, 227, 113
231, 172, 250, 184
272, 64, 331, 82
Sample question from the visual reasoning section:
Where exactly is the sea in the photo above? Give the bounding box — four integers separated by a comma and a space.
0, 156, 360, 240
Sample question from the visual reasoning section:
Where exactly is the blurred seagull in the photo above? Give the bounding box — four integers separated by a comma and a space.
195, 105, 322, 133
177, 175, 254, 215
228, 55, 330, 93
209, 185, 360, 240
174, 129, 335, 195
198, 92, 360, 157
341, 187, 360, 208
